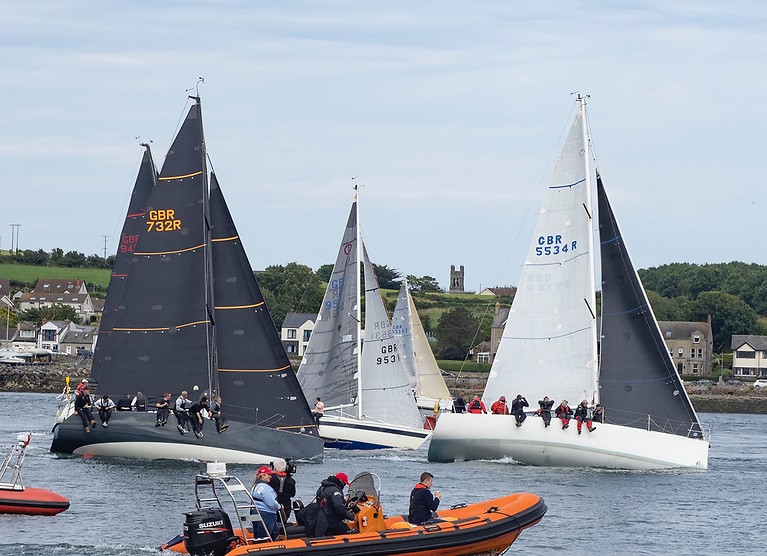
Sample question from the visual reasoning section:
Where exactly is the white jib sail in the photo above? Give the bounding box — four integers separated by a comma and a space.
359, 243, 424, 429
484, 107, 598, 407
392, 280, 419, 390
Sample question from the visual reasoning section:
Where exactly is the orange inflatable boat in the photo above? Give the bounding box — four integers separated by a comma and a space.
161, 465, 545, 556
0, 433, 69, 516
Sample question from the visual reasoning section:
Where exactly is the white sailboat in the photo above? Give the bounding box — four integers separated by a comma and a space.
392, 279, 453, 413
428, 96, 709, 469
298, 193, 431, 450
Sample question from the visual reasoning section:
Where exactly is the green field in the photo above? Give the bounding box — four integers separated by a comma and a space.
0, 263, 111, 289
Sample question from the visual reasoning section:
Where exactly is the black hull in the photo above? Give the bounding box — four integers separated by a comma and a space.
50, 411, 324, 464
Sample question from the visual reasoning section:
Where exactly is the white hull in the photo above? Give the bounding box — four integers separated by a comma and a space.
319, 415, 431, 450
428, 413, 709, 470
71, 441, 274, 464
417, 395, 454, 414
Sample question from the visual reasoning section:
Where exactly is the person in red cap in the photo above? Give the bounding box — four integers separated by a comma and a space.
490, 396, 510, 415
314, 472, 356, 535
250, 466, 280, 540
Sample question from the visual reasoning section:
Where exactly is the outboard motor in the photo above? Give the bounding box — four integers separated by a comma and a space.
183, 507, 235, 556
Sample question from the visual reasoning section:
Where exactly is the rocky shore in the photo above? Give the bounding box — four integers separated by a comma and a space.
3, 363, 766, 414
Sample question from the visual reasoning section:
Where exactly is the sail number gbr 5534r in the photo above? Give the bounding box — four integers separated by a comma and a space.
146, 209, 181, 232
535, 234, 577, 257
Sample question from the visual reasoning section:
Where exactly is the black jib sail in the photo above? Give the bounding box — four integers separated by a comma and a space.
597, 173, 703, 437
90, 145, 158, 386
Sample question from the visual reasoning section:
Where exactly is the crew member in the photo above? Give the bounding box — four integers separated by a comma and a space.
467, 395, 487, 414
555, 399, 573, 429
490, 396, 510, 415
408, 472, 441, 525
315, 473, 356, 536
536, 396, 554, 428
511, 394, 529, 427
188, 396, 209, 438
574, 400, 597, 435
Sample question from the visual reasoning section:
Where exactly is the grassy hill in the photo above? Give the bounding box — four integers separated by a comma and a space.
0, 263, 111, 290
380, 288, 511, 331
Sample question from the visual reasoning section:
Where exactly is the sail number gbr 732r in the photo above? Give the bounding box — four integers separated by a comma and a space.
535, 234, 577, 256
146, 209, 181, 232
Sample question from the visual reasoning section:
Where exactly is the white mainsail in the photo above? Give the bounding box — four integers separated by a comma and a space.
360, 245, 424, 429
483, 107, 598, 407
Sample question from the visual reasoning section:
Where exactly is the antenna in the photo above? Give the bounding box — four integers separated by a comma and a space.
187, 77, 205, 100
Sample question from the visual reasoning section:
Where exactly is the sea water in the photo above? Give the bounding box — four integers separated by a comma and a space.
0, 392, 764, 555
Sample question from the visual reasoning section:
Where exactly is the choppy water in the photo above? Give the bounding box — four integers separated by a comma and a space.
1, 392, 765, 555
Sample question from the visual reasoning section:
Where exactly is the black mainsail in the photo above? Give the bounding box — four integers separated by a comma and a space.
597, 173, 703, 437
51, 99, 323, 462
90, 145, 158, 386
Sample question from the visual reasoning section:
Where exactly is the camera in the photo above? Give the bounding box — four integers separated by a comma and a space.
285, 458, 297, 475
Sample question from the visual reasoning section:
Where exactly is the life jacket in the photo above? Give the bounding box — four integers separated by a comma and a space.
469, 399, 483, 413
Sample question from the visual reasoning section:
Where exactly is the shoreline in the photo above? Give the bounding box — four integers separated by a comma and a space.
3, 365, 766, 414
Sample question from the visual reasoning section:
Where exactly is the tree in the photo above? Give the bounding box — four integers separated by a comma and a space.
61, 251, 87, 268
689, 291, 764, 352
316, 264, 334, 283
257, 263, 325, 329
407, 274, 442, 293
0, 307, 18, 328
435, 306, 480, 360
371, 264, 401, 290
20, 303, 79, 326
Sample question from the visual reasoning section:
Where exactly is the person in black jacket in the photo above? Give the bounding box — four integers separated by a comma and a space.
511, 394, 529, 427
269, 458, 297, 521
75, 387, 96, 432
593, 403, 605, 424
188, 396, 209, 438
574, 400, 596, 435
536, 396, 554, 428
453, 393, 467, 413
315, 473, 355, 535
408, 472, 441, 525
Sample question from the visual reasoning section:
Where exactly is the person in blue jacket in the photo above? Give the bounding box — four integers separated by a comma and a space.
251, 466, 281, 540
408, 472, 441, 525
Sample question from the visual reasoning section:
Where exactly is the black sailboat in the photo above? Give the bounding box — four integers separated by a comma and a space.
51, 98, 324, 463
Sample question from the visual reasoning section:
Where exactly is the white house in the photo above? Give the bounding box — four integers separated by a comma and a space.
281, 313, 316, 356
731, 335, 767, 378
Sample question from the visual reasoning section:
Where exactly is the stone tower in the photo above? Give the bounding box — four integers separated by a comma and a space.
449, 265, 465, 294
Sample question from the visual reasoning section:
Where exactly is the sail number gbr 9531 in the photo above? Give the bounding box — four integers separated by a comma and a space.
146, 209, 181, 232
535, 234, 576, 256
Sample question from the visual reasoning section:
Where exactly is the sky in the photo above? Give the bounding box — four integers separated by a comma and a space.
1, 1, 765, 292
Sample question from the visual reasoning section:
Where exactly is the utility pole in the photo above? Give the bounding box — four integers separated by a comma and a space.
10, 224, 20, 254
102, 235, 109, 259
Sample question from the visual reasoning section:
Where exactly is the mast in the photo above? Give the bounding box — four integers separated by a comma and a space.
191, 94, 217, 398
579, 94, 600, 404
354, 185, 363, 420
